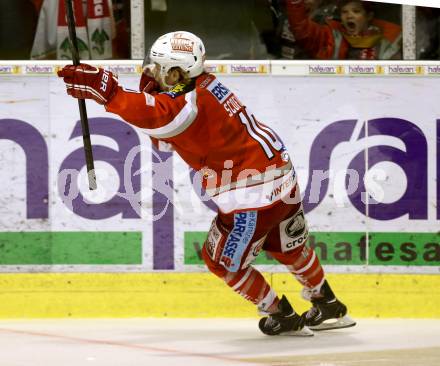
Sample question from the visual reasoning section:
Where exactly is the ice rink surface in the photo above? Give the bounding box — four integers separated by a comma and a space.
0, 318, 439, 366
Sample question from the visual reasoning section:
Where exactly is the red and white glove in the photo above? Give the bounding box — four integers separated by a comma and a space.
139, 71, 160, 94
57, 63, 118, 105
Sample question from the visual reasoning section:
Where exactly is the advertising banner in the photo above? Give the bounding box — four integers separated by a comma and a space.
0, 66, 439, 273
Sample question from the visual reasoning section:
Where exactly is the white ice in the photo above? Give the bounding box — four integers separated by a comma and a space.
0, 318, 439, 366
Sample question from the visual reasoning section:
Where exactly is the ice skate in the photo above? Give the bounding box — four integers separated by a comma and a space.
259, 295, 313, 336
302, 280, 356, 331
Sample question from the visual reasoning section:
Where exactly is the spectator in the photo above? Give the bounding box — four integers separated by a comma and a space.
254, 0, 337, 59
286, 0, 402, 59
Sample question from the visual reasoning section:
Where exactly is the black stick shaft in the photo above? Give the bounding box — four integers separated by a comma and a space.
65, 0, 97, 190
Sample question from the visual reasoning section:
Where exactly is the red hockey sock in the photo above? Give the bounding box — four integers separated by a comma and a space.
202, 245, 279, 313
223, 266, 279, 313
269, 245, 324, 289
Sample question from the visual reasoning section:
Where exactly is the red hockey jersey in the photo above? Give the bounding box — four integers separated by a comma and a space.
105, 73, 296, 213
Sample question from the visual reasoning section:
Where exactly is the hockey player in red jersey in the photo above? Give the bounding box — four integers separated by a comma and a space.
57, 31, 355, 335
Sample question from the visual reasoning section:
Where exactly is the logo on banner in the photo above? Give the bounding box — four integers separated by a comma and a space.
91, 29, 110, 55
388, 65, 423, 75
204, 64, 228, 74
0, 66, 20, 74
230, 65, 268, 74
302, 118, 430, 221
93, 0, 105, 16
348, 65, 382, 75
59, 37, 89, 57
309, 65, 344, 75
426, 66, 440, 75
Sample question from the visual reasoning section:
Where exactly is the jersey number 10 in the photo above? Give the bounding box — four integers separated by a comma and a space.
239, 109, 284, 159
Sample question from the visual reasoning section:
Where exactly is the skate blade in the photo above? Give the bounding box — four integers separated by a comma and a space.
281, 325, 314, 337
309, 315, 356, 331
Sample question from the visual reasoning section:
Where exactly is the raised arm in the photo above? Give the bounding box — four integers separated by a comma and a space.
286, 0, 334, 59
57, 63, 193, 137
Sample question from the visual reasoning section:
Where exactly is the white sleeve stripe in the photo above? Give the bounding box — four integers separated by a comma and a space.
143, 92, 156, 106
141, 90, 198, 139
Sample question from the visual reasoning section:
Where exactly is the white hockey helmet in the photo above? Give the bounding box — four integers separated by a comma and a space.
146, 31, 206, 80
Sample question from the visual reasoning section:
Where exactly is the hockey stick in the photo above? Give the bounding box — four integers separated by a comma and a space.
64, 0, 97, 190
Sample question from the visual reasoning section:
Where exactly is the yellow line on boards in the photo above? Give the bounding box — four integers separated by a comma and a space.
0, 273, 438, 318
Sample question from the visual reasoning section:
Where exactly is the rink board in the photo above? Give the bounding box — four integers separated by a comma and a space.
0, 60, 439, 274
0, 61, 439, 318
0, 273, 439, 318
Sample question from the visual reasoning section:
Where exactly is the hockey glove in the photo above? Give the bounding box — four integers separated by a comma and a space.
139, 72, 160, 94
57, 63, 118, 105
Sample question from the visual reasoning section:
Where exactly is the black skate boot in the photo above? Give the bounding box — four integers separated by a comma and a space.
302, 280, 356, 331
259, 295, 313, 336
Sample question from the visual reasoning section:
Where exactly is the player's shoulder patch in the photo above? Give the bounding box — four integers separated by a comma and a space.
206, 78, 231, 103
161, 81, 195, 99
197, 74, 215, 89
